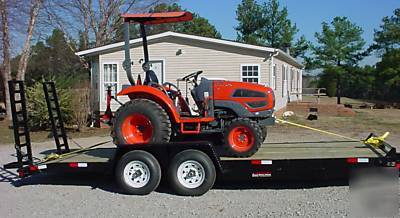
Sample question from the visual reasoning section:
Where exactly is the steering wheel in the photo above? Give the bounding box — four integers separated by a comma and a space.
163, 82, 180, 92
147, 82, 167, 94
162, 82, 181, 99
179, 70, 203, 83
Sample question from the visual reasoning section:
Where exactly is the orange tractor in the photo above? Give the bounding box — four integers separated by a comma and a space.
111, 11, 275, 157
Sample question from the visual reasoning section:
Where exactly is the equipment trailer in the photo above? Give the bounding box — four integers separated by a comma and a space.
3, 81, 399, 196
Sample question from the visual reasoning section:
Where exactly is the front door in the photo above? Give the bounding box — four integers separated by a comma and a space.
149, 60, 164, 83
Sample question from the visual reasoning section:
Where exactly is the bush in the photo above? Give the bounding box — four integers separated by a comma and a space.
26, 79, 73, 130
71, 88, 90, 131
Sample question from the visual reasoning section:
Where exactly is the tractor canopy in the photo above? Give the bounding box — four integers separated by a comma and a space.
121, 12, 193, 24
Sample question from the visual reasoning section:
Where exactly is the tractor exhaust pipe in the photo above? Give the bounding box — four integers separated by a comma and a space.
123, 21, 135, 86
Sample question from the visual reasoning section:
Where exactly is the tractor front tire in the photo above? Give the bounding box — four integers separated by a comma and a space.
222, 118, 263, 157
112, 99, 171, 146
261, 127, 267, 142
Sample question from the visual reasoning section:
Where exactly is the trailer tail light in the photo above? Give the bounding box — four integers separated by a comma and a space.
69, 162, 88, 168
396, 163, 400, 169
251, 160, 272, 165
347, 158, 369, 164
18, 171, 25, 178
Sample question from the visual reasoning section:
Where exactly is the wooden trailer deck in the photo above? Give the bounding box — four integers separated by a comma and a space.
44, 141, 384, 164
222, 141, 384, 160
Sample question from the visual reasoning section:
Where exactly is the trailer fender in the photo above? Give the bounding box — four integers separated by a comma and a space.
117, 85, 180, 123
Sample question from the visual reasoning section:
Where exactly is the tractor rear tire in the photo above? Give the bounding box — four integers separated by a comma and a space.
222, 118, 263, 157
112, 99, 171, 146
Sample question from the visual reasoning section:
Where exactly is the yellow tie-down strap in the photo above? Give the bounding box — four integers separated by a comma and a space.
363, 132, 390, 149
41, 140, 112, 163
276, 118, 389, 148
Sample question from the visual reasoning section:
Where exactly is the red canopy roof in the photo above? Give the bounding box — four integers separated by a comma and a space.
121, 12, 193, 25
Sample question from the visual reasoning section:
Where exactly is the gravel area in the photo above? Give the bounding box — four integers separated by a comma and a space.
0, 126, 398, 218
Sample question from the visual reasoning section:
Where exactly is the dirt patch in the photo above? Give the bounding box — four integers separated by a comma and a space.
285, 102, 356, 117
276, 109, 400, 147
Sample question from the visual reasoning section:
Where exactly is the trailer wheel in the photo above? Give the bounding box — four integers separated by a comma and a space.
223, 118, 263, 157
115, 150, 161, 195
168, 150, 216, 196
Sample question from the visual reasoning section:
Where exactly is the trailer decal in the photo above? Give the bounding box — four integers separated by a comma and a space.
346, 157, 369, 164
251, 160, 272, 165
252, 171, 272, 178
69, 162, 88, 168
38, 165, 47, 170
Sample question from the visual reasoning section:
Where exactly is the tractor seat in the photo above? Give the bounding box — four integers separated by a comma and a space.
191, 77, 212, 112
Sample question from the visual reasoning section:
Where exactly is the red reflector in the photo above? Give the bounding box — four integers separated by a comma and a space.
347, 158, 357, 164
18, 171, 25, 178
29, 165, 38, 172
251, 160, 261, 165
396, 163, 400, 169
69, 162, 78, 168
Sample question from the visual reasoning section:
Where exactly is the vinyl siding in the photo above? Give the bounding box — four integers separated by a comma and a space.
273, 58, 302, 110
95, 36, 301, 112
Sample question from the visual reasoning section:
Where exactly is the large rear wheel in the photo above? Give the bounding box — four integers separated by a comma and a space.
112, 99, 171, 146
222, 118, 263, 157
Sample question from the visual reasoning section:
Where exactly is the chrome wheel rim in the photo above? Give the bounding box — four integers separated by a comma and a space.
123, 160, 150, 188
177, 160, 205, 189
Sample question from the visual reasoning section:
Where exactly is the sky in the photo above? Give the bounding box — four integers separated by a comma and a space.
180, 0, 400, 65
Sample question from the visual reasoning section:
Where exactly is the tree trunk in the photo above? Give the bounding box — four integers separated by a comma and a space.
336, 74, 341, 105
2, 78, 12, 120
16, 0, 43, 81
336, 61, 342, 105
1, 0, 12, 120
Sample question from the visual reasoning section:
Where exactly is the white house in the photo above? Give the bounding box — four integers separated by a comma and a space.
76, 31, 304, 114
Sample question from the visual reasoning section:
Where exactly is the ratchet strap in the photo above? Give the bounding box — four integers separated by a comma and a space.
276, 118, 389, 148
41, 140, 111, 163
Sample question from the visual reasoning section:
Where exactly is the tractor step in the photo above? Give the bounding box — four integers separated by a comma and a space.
179, 117, 214, 134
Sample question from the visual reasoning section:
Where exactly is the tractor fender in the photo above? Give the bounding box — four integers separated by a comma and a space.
117, 85, 180, 123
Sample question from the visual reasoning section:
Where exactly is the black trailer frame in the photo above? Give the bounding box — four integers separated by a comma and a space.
3, 81, 399, 195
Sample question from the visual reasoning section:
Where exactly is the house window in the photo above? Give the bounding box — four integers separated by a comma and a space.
103, 63, 118, 101
291, 68, 296, 91
271, 64, 277, 90
282, 65, 288, 97
297, 70, 301, 91
241, 64, 260, 83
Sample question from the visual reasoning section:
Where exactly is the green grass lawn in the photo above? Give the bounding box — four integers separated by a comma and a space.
0, 120, 110, 145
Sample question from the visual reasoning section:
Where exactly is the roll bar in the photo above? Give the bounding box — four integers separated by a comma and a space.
121, 12, 193, 86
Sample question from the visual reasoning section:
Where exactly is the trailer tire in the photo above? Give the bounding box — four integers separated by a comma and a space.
222, 118, 263, 157
168, 149, 216, 196
115, 150, 161, 195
